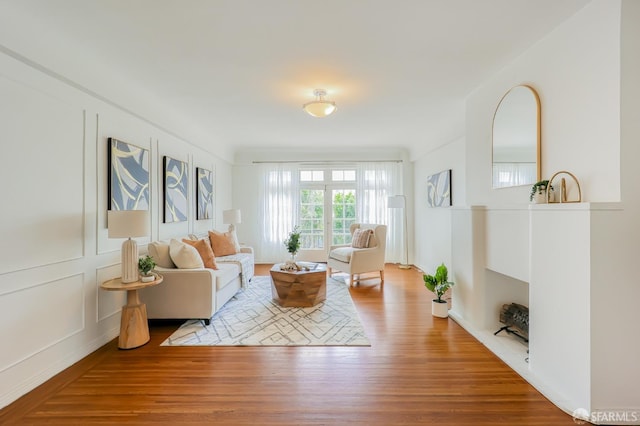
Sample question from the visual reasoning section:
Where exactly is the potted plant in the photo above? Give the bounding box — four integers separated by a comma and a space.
138, 255, 157, 282
423, 263, 455, 318
284, 226, 301, 259
529, 180, 554, 203
281, 226, 302, 270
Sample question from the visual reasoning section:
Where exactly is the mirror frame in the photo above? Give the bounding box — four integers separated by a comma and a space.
491, 84, 541, 189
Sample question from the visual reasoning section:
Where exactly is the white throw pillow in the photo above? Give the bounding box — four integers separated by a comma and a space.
169, 239, 204, 269
148, 240, 175, 268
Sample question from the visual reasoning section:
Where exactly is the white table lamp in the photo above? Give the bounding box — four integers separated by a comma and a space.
387, 195, 410, 269
222, 209, 242, 232
108, 210, 150, 283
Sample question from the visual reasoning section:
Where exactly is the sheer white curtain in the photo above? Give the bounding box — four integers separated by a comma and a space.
257, 163, 300, 262
356, 162, 403, 263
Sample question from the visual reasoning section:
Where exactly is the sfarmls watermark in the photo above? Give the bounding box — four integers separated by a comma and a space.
573, 408, 639, 424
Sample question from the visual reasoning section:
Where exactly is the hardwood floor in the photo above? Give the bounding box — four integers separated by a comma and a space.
0, 264, 574, 425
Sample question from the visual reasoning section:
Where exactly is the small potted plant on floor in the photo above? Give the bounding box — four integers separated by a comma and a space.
423, 263, 455, 318
529, 180, 554, 203
138, 255, 157, 282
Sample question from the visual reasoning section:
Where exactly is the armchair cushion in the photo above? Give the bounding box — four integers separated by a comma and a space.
329, 246, 354, 263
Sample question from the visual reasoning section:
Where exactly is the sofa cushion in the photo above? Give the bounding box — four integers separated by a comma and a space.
214, 263, 240, 291
148, 240, 175, 268
182, 238, 218, 270
169, 239, 205, 269
208, 230, 237, 257
329, 246, 354, 263
352, 228, 373, 248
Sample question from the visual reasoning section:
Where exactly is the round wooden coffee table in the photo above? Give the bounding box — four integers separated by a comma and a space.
270, 263, 327, 307
100, 274, 163, 349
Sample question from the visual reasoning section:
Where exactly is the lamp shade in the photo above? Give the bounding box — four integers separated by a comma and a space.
223, 209, 242, 225
303, 89, 336, 118
387, 195, 405, 209
107, 210, 149, 238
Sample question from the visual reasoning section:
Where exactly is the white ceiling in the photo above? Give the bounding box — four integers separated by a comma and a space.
0, 0, 590, 161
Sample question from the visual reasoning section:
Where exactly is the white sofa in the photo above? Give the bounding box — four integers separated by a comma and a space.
139, 237, 254, 325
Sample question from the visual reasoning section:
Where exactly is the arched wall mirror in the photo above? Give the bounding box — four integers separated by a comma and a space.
492, 85, 540, 189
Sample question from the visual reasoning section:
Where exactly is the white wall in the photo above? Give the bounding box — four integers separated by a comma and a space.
465, 0, 620, 206
414, 0, 640, 419
412, 137, 465, 275
0, 49, 233, 408
588, 0, 640, 412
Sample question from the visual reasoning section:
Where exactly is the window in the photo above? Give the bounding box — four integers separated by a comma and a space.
300, 170, 324, 182
299, 189, 324, 249
259, 162, 402, 263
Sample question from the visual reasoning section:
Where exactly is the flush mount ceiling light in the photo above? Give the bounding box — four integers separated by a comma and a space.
303, 89, 336, 118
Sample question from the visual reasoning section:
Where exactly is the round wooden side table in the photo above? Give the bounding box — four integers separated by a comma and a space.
100, 274, 163, 349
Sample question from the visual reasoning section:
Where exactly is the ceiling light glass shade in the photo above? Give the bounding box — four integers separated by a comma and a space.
303, 89, 336, 117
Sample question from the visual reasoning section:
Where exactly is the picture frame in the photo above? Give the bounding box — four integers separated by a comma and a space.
163, 156, 188, 223
107, 137, 149, 211
196, 167, 213, 220
426, 169, 452, 207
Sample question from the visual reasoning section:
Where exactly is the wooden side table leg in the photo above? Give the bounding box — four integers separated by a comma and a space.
119, 289, 150, 350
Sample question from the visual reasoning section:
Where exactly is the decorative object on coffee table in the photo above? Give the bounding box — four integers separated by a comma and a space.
100, 275, 163, 349
270, 263, 327, 307
283, 225, 301, 269
423, 263, 455, 318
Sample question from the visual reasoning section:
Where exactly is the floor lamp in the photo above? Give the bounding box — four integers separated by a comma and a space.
387, 195, 411, 269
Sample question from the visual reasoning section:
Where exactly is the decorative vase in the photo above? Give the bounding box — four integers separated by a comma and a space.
432, 300, 449, 318
532, 190, 547, 204
140, 274, 155, 283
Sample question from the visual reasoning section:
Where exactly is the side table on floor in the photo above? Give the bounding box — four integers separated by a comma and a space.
100, 274, 163, 349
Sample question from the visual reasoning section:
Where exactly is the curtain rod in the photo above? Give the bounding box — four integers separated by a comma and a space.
251, 159, 403, 164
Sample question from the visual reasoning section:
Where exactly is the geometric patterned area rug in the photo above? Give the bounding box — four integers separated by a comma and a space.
161, 275, 370, 346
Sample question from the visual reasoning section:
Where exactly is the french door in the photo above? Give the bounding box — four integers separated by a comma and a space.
298, 185, 356, 262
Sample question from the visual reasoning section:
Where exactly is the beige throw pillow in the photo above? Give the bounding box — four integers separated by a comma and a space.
229, 229, 242, 252
148, 240, 175, 268
352, 228, 373, 248
169, 239, 204, 269
208, 230, 237, 257
182, 238, 218, 270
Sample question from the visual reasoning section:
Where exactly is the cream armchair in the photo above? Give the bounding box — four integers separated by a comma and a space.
327, 223, 387, 286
